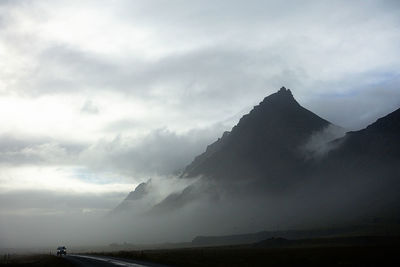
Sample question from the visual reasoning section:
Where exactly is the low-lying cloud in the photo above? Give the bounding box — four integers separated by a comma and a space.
301, 124, 346, 159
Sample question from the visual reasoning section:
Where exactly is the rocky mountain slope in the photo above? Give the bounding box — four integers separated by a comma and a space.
115, 87, 400, 224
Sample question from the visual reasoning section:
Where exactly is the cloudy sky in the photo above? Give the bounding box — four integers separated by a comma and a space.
0, 0, 400, 230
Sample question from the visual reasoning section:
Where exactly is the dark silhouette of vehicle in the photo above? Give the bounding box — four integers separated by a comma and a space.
56, 246, 67, 256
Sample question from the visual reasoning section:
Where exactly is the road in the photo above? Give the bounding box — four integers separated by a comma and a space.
65, 254, 169, 267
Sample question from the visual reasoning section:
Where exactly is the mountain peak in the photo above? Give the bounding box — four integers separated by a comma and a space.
233, 86, 329, 140
183, 87, 332, 182
257, 87, 297, 110
278, 86, 291, 94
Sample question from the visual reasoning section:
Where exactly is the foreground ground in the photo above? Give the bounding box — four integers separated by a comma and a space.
2, 236, 400, 266
90, 246, 399, 267
91, 236, 400, 267
0, 254, 163, 267
0, 254, 73, 266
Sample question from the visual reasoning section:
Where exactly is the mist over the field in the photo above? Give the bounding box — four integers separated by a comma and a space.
2, 168, 395, 248
1, 0, 400, 250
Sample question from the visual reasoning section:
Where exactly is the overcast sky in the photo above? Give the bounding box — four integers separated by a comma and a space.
0, 0, 400, 228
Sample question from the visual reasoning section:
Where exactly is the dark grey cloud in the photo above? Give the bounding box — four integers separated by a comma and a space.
0, 134, 86, 166
22, 44, 281, 107
82, 124, 228, 177
81, 99, 99, 114
0, 190, 123, 212
0, 134, 47, 152
22, 46, 118, 96
104, 119, 142, 132
0, 126, 226, 180
0, 111, 230, 185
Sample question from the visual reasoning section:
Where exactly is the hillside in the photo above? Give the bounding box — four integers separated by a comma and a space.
115, 87, 400, 228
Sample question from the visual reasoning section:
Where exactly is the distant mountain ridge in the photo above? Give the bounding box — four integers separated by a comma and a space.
191, 226, 372, 247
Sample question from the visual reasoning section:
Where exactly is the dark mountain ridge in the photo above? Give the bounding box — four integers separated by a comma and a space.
116, 87, 400, 228
183, 87, 335, 191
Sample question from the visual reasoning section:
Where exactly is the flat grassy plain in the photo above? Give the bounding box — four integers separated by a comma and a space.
2, 236, 399, 266
0, 254, 73, 267
92, 236, 400, 267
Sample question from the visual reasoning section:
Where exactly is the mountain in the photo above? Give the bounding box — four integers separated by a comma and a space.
115, 87, 400, 225
182, 87, 338, 191
313, 106, 400, 186
112, 180, 151, 213
147, 87, 342, 212
330, 107, 400, 159
312, 107, 400, 218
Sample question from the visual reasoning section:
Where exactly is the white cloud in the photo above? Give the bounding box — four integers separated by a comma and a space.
0, 165, 133, 194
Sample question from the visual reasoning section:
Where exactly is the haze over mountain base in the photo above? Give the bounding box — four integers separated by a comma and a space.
1, 87, 399, 250
109, 87, 400, 244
